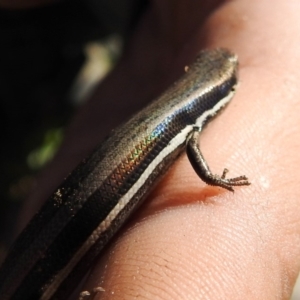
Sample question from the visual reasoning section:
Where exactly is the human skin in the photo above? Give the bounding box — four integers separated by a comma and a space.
9, 0, 300, 299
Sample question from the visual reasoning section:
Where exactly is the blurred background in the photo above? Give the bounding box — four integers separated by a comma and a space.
0, 0, 148, 255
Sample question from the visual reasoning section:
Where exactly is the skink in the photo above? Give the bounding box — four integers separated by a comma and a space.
0, 48, 250, 300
